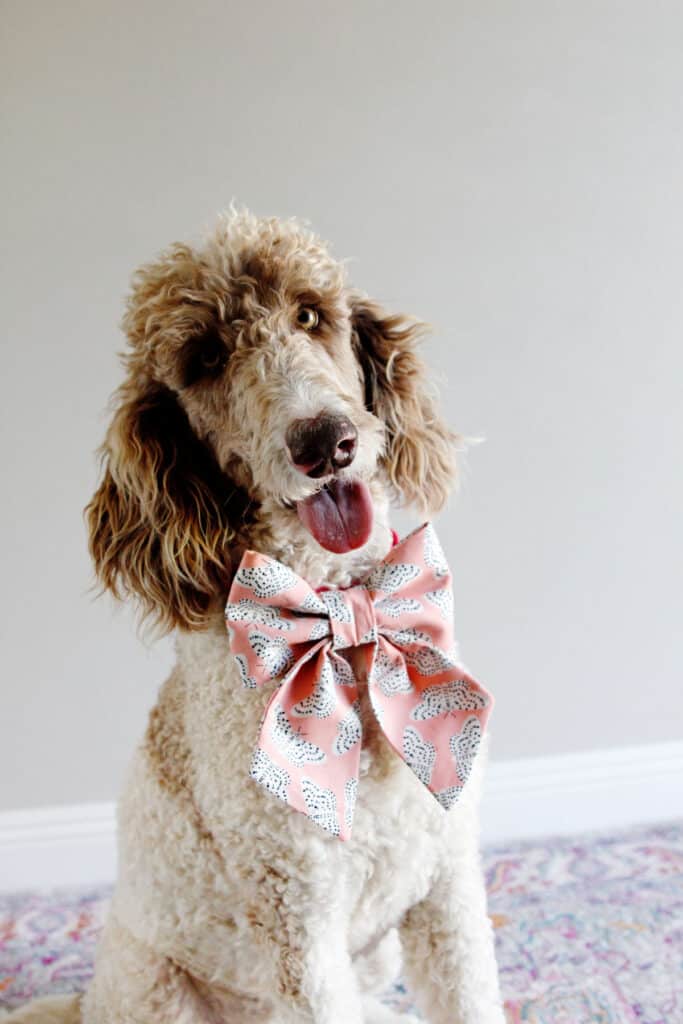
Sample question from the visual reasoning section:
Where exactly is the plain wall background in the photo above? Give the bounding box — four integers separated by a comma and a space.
2, 0, 682, 811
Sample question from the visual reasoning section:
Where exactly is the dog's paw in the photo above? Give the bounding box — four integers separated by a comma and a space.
361, 995, 422, 1023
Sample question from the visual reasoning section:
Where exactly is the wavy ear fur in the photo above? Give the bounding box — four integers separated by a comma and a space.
350, 295, 458, 514
86, 381, 246, 634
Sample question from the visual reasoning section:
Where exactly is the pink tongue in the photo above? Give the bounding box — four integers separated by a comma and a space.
297, 479, 374, 554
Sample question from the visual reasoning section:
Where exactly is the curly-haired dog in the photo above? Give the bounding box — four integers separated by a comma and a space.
7, 210, 504, 1023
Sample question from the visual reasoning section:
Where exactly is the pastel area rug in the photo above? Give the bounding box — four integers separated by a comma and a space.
1, 820, 681, 1023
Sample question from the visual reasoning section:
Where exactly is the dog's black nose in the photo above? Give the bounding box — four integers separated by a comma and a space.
286, 414, 358, 478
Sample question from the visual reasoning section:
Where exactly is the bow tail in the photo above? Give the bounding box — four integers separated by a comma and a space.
369, 637, 493, 811
249, 646, 362, 840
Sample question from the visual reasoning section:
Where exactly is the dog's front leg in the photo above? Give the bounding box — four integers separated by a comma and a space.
277, 924, 364, 1024
399, 855, 504, 1024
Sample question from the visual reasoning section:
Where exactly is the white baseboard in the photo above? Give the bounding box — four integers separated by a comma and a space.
482, 740, 683, 844
1, 741, 681, 891
0, 802, 117, 892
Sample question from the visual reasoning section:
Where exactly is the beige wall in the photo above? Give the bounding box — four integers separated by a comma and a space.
2, 1, 682, 810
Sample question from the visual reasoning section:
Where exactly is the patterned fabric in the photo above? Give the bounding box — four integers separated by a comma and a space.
1, 821, 681, 1020
225, 523, 492, 839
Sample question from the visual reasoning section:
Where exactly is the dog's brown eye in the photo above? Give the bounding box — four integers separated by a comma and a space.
297, 307, 319, 330
181, 329, 228, 388
200, 344, 223, 369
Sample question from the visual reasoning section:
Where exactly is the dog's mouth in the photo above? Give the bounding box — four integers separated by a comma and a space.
296, 478, 373, 554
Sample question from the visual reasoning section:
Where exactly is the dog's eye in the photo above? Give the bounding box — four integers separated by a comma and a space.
181, 330, 229, 388
200, 342, 224, 370
297, 307, 319, 331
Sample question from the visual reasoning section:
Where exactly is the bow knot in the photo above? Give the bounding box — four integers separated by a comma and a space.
317, 586, 377, 649
225, 523, 492, 840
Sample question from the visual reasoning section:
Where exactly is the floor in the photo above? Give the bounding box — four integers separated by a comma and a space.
1, 821, 681, 1022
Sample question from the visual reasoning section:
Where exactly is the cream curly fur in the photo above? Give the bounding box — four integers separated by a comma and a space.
6, 210, 504, 1024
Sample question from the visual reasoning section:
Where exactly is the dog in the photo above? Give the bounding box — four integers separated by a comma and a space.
7, 209, 504, 1023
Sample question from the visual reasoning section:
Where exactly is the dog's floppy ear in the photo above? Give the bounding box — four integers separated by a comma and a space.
86, 379, 244, 634
350, 295, 458, 514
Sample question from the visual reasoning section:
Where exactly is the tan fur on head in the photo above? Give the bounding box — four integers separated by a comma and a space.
86, 209, 458, 633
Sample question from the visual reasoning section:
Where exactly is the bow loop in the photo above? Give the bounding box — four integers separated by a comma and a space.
225, 523, 492, 840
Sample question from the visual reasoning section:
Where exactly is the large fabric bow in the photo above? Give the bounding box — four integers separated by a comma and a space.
225, 523, 492, 840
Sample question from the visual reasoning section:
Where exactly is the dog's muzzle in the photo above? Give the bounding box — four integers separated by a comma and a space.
286, 414, 358, 478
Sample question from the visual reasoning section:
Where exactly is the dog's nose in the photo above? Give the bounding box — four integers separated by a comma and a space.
286, 414, 358, 478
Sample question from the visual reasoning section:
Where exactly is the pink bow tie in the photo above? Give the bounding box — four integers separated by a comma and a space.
225, 523, 492, 840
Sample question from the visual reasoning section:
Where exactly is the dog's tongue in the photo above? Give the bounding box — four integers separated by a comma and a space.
297, 479, 373, 554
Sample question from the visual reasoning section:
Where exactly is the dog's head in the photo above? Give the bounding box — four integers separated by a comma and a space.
87, 210, 457, 632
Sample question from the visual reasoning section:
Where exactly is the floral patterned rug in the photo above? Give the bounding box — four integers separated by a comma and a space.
1, 820, 681, 1022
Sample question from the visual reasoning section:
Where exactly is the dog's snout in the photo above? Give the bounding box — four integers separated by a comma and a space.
286, 414, 358, 478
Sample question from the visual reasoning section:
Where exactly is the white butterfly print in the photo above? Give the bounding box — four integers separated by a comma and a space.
344, 777, 358, 830
371, 648, 413, 696
329, 653, 355, 687
250, 748, 291, 803
424, 586, 453, 621
450, 716, 483, 784
402, 726, 436, 787
308, 620, 330, 641
411, 680, 489, 721
226, 598, 294, 631
385, 626, 433, 648
320, 590, 352, 623
271, 704, 327, 766
300, 591, 328, 614
404, 646, 459, 677
386, 627, 458, 676
364, 562, 420, 595
423, 525, 449, 578
333, 700, 362, 756
434, 785, 463, 810
248, 631, 294, 679
301, 777, 340, 836
292, 659, 337, 719
376, 596, 422, 619
235, 562, 298, 598
233, 653, 257, 689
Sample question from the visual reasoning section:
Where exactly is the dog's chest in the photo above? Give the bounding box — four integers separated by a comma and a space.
182, 629, 451, 930
343, 705, 446, 943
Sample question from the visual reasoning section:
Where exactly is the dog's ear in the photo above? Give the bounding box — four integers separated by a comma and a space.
86, 380, 244, 634
350, 295, 458, 514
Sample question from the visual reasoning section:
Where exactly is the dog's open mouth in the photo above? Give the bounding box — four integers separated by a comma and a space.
296, 478, 373, 554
